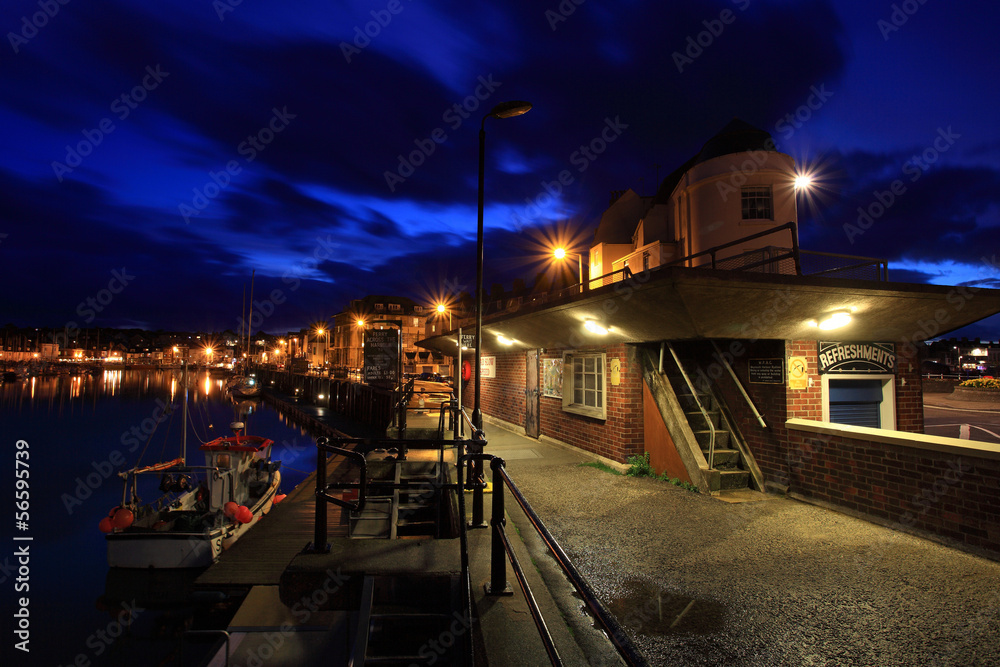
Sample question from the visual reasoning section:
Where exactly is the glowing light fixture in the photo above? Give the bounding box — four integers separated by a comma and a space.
554, 247, 566, 260
356, 319, 365, 327
810, 311, 852, 330
584, 320, 609, 335
437, 304, 446, 313
497, 335, 515, 346
794, 173, 813, 190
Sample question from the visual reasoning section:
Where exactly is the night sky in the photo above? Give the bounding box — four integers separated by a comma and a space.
2, 0, 999, 338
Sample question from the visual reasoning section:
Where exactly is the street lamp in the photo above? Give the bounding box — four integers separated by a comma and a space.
436, 303, 452, 330
554, 247, 585, 292
473, 100, 533, 432
315, 328, 327, 372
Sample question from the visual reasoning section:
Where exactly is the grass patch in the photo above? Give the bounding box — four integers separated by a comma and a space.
578, 461, 622, 475
625, 452, 700, 493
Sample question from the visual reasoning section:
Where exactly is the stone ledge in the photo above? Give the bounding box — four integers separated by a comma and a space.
953, 386, 1000, 403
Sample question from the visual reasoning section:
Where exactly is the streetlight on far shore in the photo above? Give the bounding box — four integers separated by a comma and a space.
473, 99, 533, 432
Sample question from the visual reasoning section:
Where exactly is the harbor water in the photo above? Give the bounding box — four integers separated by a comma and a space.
2, 369, 321, 666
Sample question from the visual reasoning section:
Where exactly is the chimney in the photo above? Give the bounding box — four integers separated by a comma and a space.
609, 189, 626, 206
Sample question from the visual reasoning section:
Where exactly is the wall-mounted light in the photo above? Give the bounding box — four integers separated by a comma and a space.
809, 311, 852, 330
497, 335, 515, 346
584, 320, 609, 335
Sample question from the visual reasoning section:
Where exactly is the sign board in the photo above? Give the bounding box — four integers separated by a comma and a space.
480, 355, 496, 379
818, 341, 895, 374
787, 356, 808, 390
363, 328, 399, 385
748, 358, 784, 384
461, 334, 476, 349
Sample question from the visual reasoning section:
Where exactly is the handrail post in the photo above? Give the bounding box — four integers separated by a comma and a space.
470, 445, 486, 528
486, 458, 512, 595
307, 436, 330, 554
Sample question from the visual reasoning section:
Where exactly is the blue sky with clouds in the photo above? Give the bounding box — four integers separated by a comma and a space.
1, 0, 998, 338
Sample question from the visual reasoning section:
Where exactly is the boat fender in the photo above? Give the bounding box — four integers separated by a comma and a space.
112, 507, 135, 529
98, 517, 114, 533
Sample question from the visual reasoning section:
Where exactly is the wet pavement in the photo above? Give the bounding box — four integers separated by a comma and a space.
483, 399, 1000, 666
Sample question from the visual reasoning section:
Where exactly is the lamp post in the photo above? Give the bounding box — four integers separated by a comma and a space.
436, 303, 452, 330
472, 100, 533, 432
554, 247, 585, 292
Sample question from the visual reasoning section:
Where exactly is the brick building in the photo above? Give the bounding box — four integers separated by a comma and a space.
420, 120, 1000, 557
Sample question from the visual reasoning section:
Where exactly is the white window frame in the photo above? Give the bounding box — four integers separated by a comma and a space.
741, 185, 773, 221
561, 351, 607, 420
821, 373, 896, 430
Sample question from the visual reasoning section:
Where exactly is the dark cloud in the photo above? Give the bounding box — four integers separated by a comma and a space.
1, 0, 998, 340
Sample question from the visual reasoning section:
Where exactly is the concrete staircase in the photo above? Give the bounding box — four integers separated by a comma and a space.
667, 362, 753, 491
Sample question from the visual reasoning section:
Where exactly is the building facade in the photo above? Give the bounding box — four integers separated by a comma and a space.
423, 120, 1000, 558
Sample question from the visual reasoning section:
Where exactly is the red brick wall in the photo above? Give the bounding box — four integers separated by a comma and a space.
786, 428, 1000, 557
465, 351, 526, 428
467, 344, 644, 463
895, 343, 924, 432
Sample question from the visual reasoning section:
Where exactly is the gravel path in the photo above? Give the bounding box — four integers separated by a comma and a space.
504, 454, 1000, 666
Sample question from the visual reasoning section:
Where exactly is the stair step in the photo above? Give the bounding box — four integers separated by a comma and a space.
693, 429, 731, 449
719, 469, 750, 490
704, 448, 742, 468
685, 410, 722, 427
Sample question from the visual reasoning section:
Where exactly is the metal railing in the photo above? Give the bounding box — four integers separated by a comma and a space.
663, 221, 802, 275
458, 452, 650, 667
666, 342, 718, 469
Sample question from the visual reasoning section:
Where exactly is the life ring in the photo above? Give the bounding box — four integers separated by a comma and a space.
461, 360, 472, 381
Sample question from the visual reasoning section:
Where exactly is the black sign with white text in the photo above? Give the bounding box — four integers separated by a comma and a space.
818, 341, 895, 374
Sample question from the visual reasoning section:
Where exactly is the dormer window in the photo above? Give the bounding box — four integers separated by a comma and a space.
375, 303, 385, 311
388, 303, 401, 312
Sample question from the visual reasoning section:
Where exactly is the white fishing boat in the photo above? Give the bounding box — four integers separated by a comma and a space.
102, 364, 283, 568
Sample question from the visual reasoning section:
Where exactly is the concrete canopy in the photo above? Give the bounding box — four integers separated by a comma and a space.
417, 266, 1000, 355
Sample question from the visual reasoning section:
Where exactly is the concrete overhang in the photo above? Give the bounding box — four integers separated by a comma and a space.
418, 266, 1000, 354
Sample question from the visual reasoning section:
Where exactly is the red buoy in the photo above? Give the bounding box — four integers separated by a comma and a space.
112, 508, 134, 529
99, 517, 114, 533
224, 501, 238, 518
235, 505, 252, 524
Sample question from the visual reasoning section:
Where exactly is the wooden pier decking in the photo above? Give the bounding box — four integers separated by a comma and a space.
194, 458, 348, 589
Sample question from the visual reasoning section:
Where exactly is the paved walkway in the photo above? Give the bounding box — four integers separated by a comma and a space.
264, 389, 1000, 665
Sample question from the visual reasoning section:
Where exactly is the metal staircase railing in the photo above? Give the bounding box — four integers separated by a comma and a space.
665, 342, 718, 469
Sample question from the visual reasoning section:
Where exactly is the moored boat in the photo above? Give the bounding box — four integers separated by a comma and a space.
102, 363, 282, 568
104, 429, 282, 568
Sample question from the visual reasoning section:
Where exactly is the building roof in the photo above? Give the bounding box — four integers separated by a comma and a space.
592, 188, 654, 245
653, 118, 779, 206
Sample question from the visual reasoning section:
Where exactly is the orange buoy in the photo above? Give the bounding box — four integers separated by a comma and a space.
235, 506, 252, 524
224, 501, 238, 518
108, 506, 120, 517
98, 517, 114, 533
112, 508, 134, 529
273, 494, 287, 505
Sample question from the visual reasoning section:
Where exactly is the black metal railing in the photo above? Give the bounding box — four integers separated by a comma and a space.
458, 452, 650, 667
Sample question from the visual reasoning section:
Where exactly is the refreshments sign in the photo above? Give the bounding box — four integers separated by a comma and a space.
818, 342, 895, 374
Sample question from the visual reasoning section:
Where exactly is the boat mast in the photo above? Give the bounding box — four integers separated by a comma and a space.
247, 269, 255, 365
181, 359, 188, 462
